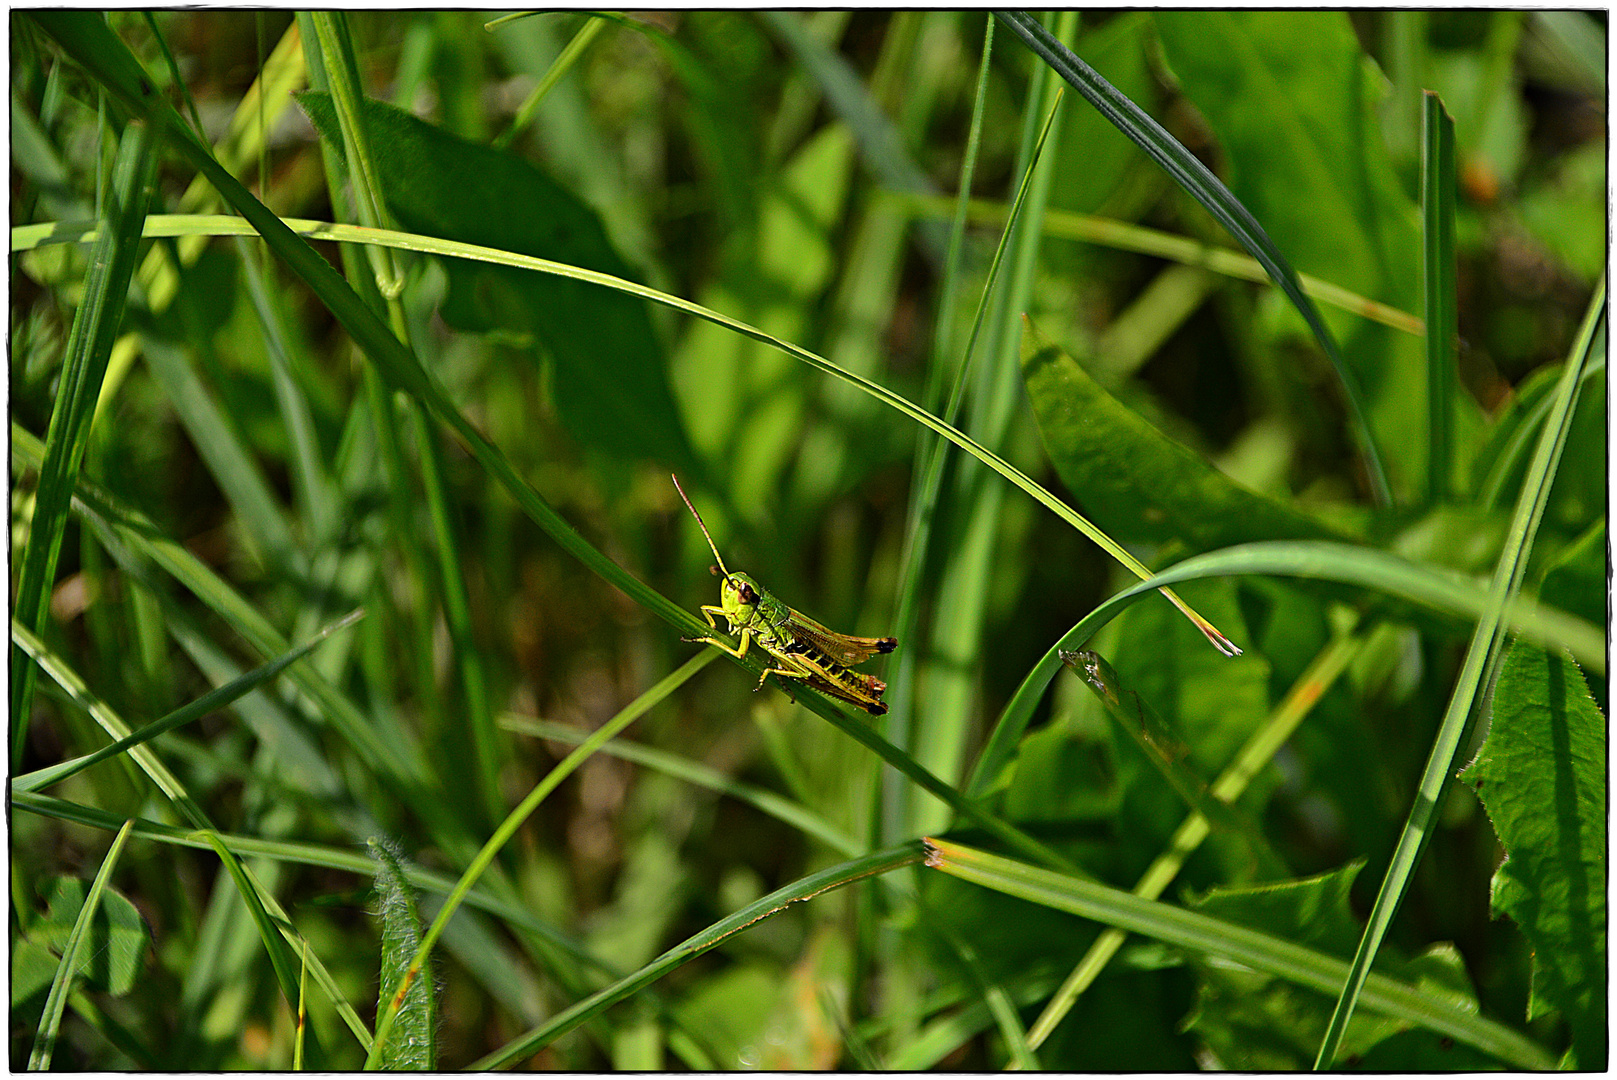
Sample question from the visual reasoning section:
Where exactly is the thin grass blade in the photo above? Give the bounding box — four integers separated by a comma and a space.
11, 121, 155, 766
27, 819, 135, 1070
1315, 277, 1606, 1066
992, 9, 1392, 506
1422, 92, 1458, 506
12, 610, 363, 794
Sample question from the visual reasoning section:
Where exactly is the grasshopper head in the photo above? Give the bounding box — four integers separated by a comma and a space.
719, 571, 763, 628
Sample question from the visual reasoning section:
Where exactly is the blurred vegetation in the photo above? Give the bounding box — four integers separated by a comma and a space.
9, 9, 1605, 1070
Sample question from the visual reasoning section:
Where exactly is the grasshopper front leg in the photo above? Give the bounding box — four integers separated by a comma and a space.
685, 607, 752, 660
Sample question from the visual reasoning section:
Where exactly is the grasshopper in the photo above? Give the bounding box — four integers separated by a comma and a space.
673, 475, 897, 715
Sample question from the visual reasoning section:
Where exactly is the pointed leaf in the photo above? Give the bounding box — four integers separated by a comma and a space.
1021, 329, 1348, 553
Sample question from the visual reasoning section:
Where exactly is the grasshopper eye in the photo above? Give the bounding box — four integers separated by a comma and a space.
736, 581, 757, 604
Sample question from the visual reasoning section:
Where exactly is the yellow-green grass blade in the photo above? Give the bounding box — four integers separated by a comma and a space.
14, 203, 1241, 656
968, 538, 1605, 801
994, 10, 1392, 507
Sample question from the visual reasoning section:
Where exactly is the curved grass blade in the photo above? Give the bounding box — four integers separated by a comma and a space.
11, 121, 155, 767
492, 13, 609, 150
28, 819, 136, 1070
924, 838, 1555, 1070
967, 537, 1605, 800
1315, 277, 1606, 1067
466, 844, 925, 1069
992, 10, 1391, 507
11, 189, 1244, 655
12, 609, 363, 794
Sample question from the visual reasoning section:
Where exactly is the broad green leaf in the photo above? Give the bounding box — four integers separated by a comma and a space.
1021, 329, 1349, 554
297, 90, 699, 474
26, 875, 149, 997
1152, 11, 1453, 500
1184, 862, 1480, 1068
1461, 640, 1607, 1068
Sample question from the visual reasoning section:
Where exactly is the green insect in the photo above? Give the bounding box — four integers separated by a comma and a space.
673, 475, 897, 716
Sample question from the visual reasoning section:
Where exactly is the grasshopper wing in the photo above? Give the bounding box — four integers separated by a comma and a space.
781, 610, 897, 667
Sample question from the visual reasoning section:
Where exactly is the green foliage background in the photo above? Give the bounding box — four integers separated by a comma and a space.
9, 9, 1605, 1070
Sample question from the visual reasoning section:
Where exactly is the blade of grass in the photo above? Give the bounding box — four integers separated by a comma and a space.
903, 195, 1426, 336
12, 609, 363, 793
27, 819, 136, 1070
967, 535, 1605, 801
491, 12, 608, 150
993, 10, 1392, 506
1018, 627, 1365, 1057
925, 838, 1555, 1069
13, 198, 1244, 657
904, 32, 1073, 839
202, 833, 327, 1066
11, 120, 154, 767
465, 844, 926, 1069
1315, 276, 1605, 1067
499, 715, 863, 857
365, 649, 718, 1066
1422, 92, 1458, 506
307, 9, 506, 833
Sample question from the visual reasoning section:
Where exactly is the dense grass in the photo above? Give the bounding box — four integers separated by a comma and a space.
10, 10, 1605, 1070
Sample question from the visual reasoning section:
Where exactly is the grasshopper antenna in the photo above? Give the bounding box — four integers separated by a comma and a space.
671, 474, 731, 578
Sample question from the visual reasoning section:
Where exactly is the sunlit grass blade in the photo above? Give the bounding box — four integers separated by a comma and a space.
203, 833, 328, 1066
923, 838, 1555, 1069
306, 10, 506, 833
906, 18, 1074, 837
1422, 92, 1458, 506
900, 195, 1427, 336
28, 819, 135, 1070
11, 121, 154, 767
993, 9, 1392, 507
12, 609, 363, 793
466, 844, 926, 1069
14, 197, 1244, 657
1315, 276, 1606, 1067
